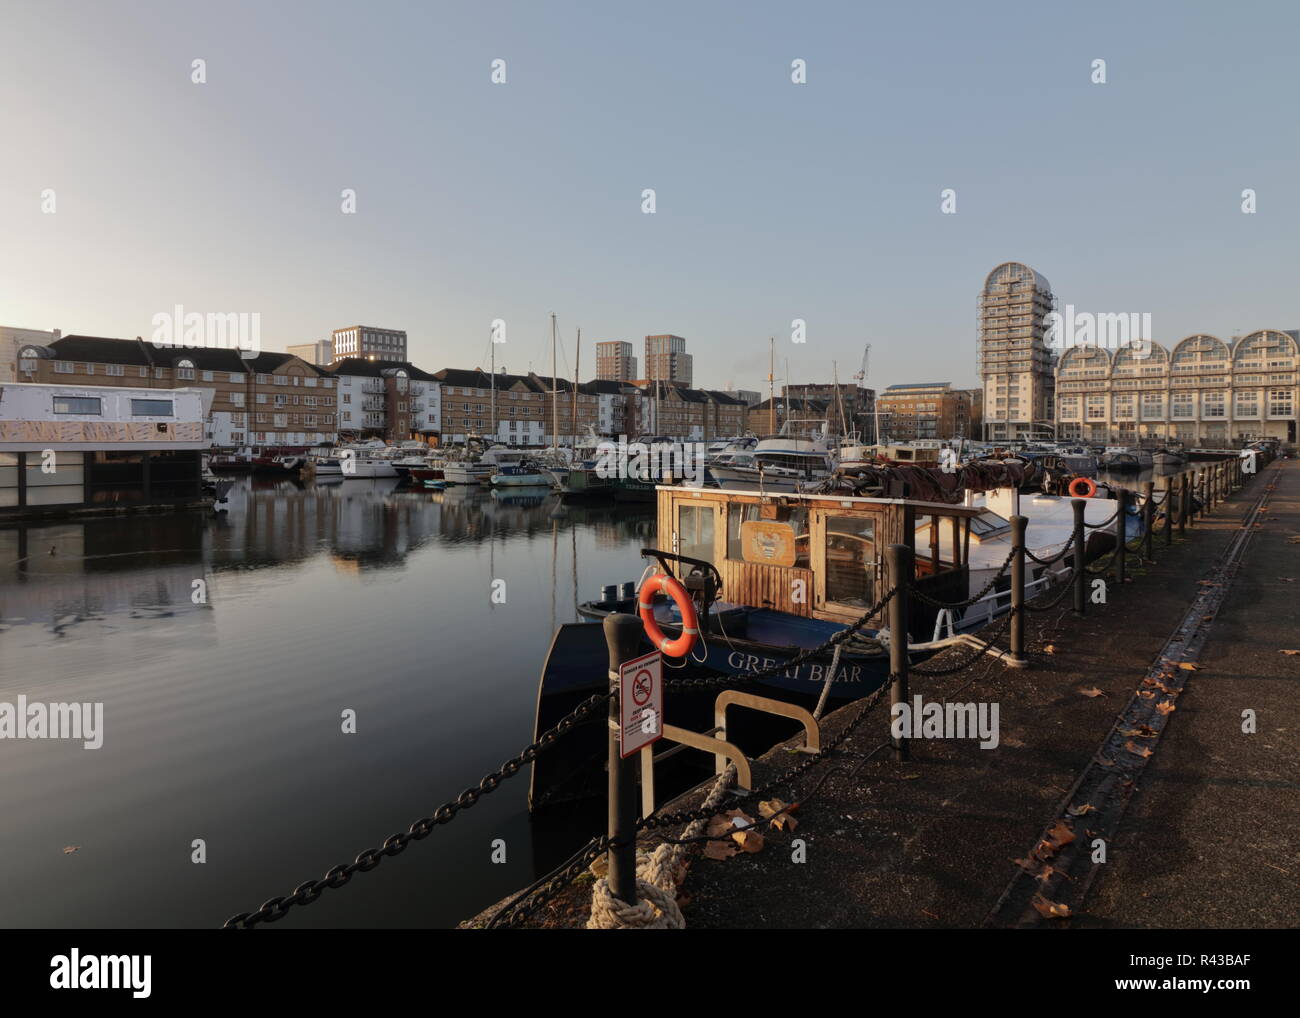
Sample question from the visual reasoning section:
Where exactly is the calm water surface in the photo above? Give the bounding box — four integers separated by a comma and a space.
0, 478, 654, 928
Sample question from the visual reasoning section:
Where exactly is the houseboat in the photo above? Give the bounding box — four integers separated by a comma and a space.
528, 470, 1132, 808
0, 382, 209, 518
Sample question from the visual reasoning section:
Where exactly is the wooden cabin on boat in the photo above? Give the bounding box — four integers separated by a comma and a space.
656, 484, 986, 636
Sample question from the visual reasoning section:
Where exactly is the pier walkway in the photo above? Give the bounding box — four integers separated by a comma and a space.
473, 458, 1297, 929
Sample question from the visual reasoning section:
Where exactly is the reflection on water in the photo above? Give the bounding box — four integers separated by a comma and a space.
0, 478, 653, 928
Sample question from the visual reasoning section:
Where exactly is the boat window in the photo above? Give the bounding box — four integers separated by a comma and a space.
677, 504, 716, 564
824, 515, 876, 606
913, 514, 964, 575
969, 510, 1010, 538
726, 504, 809, 568
52, 396, 102, 415
130, 399, 174, 417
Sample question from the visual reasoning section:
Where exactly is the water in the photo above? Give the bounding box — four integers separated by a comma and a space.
0, 478, 655, 928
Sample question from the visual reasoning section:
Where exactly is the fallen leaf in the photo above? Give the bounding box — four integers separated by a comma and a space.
1178, 662, 1199, 671
1031, 893, 1073, 919
703, 839, 738, 861
1125, 740, 1154, 759
1067, 803, 1096, 816
1281, 650, 1300, 656
758, 798, 799, 831
1044, 644, 1057, 655
1079, 687, 1107, 698
731, 829, 765, 853
63, 846, 79, 855
1156, 701, 1176, 715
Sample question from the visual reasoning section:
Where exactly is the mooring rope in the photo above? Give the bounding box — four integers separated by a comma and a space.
587, 764, 738, 929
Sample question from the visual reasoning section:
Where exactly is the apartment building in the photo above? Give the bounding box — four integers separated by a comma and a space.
746, 396, 830, 438
329, 358, 440, 442
13, 335, 337, 448
1055, 330, 1298, 447
595, 341, 638, 382
287, 339, 333, 367
330, 325, 407, 363
1, 326, 62, 382
432, 368, 547, 445
877, 382, 972, 441
978, 261, 1057, 442
782, 383, 877, 438
634, 384, 745, 440
644, 334, 693, 387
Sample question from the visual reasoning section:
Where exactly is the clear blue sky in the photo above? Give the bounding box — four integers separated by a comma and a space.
2, 0, 1297, 392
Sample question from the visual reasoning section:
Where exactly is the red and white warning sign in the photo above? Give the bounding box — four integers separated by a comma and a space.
619, 650, 663, 759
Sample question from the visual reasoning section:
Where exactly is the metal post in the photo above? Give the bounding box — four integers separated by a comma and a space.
603, 613, 643, 907
1072, 499, 1086, 615
1163, 476, 1174, 546
1142, 481, 1154, 561
1178, 472, 1188, 536
886, 543, 912, 761
1116, 488, 1128, 584
1009, 515, 1027, 667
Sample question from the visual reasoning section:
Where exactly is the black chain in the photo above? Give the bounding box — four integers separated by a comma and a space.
221, 690, 612, 929
1024, 535, 1076, 566
1083, 505, 1121, 530
910, 546, 1015, 610
910, 609, 1015, 675
1022, 568, 1078, 612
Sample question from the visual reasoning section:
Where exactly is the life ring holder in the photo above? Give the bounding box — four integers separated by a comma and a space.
638, 573, 700, 658
1068, 476, 1098, 498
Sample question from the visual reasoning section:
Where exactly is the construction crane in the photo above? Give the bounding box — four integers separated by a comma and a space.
853, 343, 871, 385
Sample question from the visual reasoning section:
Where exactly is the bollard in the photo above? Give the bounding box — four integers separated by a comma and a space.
1163, 476, 1174, 546
1072, 498, 1086, 615
1009, 515, 1028, 668
603, 613, 644, 908
1116, 488, 1128, 584
1179, 472, 1189, 535
1142, 481, 1154, 561
886, 543, 912, 761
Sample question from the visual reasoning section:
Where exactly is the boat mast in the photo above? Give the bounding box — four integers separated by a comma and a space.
571, 327, 580, 448
490, 326, 496, 443
833, 361, 848, 437
550, 312, 559, 449
768, 337, 775, 433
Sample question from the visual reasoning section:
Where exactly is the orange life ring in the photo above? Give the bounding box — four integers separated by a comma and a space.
1068, 476, 1098, 498
637, 573, 699, 658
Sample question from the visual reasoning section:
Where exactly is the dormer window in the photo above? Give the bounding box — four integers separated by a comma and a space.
176, 358, 196, 380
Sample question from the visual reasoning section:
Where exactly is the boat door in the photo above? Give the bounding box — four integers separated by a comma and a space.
809, 505, 886, 624
672, 497, 720, 565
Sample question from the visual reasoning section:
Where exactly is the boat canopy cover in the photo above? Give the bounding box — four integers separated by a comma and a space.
811, 460, 1028, 504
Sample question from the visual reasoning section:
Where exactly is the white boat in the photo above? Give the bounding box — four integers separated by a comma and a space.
708, 423, 834, 492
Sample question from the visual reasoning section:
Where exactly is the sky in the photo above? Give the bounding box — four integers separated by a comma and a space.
2, 0, 1298, 393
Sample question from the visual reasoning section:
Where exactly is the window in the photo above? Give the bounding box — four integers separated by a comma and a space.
54, 361, 75, 374
824, 515, 877, 607
1171, 393, 1195, 419
105, 364, 125, 377
1202, 392, 1225, 418
53, 396, 102, 415
1268, 389, 1293, 417
1234, 392, 1260, 418
677, 504, 716, 564
202, 370, 213, 381
230, 393, 244, 407
229, 372, 244, 383
131, 399, 174, 416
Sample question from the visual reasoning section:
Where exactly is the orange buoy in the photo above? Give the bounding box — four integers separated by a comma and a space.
1068, 476, 1098, 498
637, 573, 699, 658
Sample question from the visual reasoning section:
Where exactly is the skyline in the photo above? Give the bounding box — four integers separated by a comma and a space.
4, 1, 1299, 393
